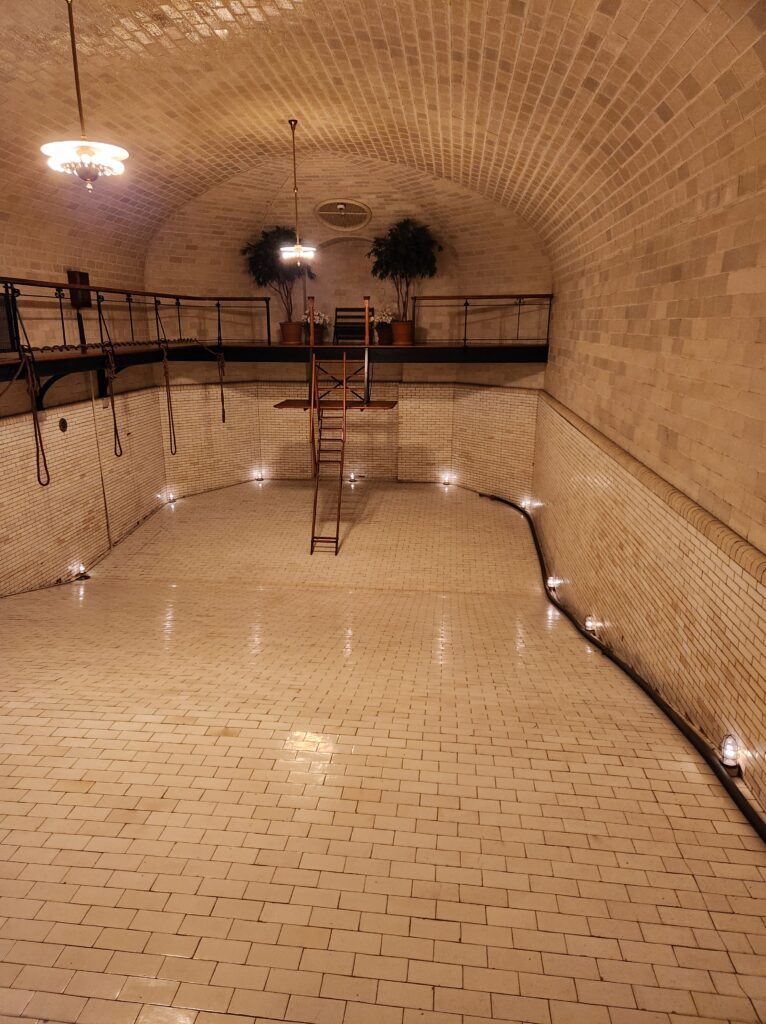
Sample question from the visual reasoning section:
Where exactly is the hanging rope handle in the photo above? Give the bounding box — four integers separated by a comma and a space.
217, 351, 226, 424
96, 292, 123, 457
13, 298, 52, 487
180, 334, 227, 425
104, 348, 123, 458
162, 346, 178, 456
22, 349, 51, 487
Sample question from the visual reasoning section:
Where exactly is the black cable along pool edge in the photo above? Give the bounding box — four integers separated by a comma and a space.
480, 491, 766, 846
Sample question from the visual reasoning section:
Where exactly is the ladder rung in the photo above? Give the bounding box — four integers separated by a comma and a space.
310, 353, 352, 557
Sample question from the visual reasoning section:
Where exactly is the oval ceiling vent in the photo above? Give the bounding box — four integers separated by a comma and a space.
315, 199, 372, 232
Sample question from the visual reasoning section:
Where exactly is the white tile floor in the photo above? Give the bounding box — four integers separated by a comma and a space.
1, 481, 764, 1024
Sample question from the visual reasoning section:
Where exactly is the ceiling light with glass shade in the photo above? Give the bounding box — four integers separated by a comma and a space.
41, 0, 129, 192
280, 119, 315, 263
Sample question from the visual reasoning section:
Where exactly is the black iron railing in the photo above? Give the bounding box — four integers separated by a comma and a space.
411, 293, 552, 346
1, 276, 272, 352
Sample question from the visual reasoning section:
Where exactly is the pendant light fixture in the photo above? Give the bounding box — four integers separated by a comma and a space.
280, 119, 316, 262
41, 0, 129, 193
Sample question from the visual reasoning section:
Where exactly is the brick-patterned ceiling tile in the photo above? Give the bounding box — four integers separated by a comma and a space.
0, 0, 762, 270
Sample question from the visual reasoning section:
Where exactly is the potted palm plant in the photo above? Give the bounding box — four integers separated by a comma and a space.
368, 219, 441, 345
242, 226, 315, 344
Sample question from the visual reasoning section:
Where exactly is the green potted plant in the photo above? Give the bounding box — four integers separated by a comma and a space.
242, 226, 315, 344
368, 218, 441, 345
371, 307, 395, 345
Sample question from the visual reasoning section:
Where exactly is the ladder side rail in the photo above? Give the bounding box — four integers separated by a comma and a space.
309, 353, 318, 475
335, 352, 347, 554
310, 424, 321, 552
363, 295, 371, 405
310, 396, 322, 553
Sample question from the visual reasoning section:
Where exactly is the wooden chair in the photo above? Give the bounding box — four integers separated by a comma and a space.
332, 307, 374, 345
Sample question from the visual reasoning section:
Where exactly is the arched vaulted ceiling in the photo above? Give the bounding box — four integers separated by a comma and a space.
1, 0, 764, 273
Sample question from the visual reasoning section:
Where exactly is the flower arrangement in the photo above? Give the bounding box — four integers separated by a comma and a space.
371, 308, 395, 324
302, 309, 330, 325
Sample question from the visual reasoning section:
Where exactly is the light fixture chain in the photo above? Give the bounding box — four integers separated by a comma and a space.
41, 0, 129, 190
66, 0, 87, 139
289, 118, 300, 246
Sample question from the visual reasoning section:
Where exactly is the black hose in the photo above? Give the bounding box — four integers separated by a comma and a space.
480, 491, 766, 846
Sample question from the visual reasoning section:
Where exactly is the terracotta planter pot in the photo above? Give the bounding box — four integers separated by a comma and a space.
391, 320, 415, 346
376, 323, 393, 345
280, 321, 303, 345
303, 323, 326, 344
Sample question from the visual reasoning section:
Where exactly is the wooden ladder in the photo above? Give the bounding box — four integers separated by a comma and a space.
310, 352, 347, 555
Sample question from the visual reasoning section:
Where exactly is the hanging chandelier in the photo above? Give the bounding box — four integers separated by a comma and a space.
280, 119, 316, 262
41, 0, 129, 193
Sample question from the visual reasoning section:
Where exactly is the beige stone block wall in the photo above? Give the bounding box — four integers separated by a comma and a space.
160, 384, 262, 498
256, 382, 314, 482
345, 382, 399, 480
0, 390, 164, 597
96, 388, 165, 543
532, 394, 766, 810
397, 384, 454, 482
453, 387, 538, 504
545, 21, 766, 555
0, 404, 108, 595
1, 381, 542, 596
0, 201, 148, 290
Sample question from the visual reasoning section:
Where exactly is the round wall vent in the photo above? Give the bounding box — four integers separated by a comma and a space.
315, 199, 372, 232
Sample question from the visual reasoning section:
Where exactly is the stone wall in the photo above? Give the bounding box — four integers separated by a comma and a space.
546, 6, 766, 554
532, 394, 766, 812
0, 382, 539, 597
0, 388, 164, 596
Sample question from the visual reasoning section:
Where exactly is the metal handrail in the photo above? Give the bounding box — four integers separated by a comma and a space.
413, 292, 553, 301
1, 275, 272, 352
3, 275, 273, 303
411, 292, 553, 346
